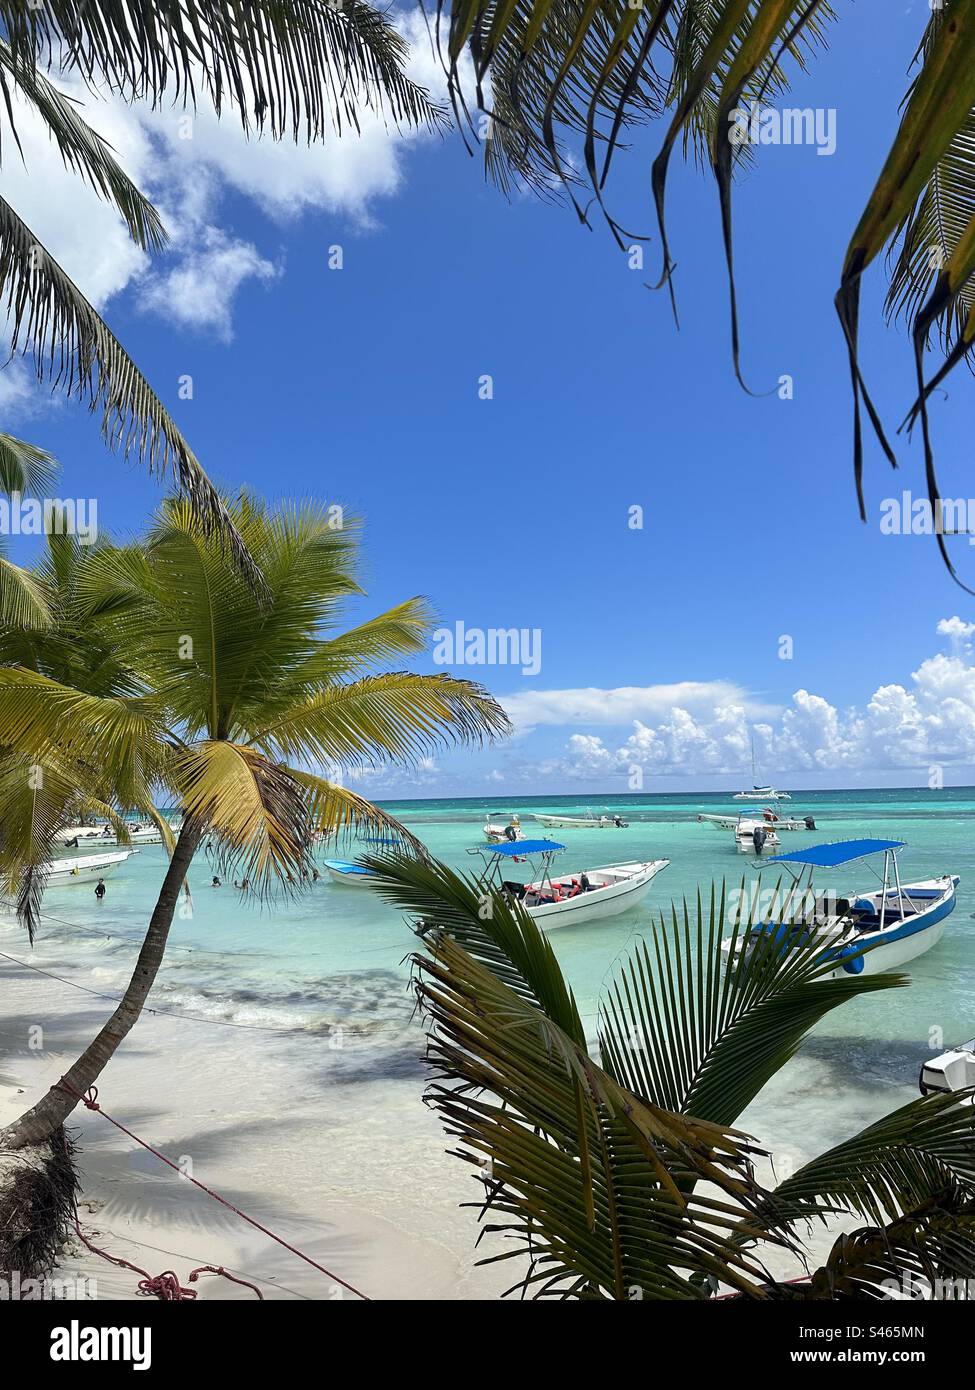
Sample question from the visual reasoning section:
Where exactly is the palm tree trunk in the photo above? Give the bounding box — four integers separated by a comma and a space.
1, 822, 203, 1150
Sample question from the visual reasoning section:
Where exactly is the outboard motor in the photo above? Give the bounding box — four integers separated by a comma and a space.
804, 815, 817, 830
919, 1040, 975, 1095
613, 815, 628, 828
752, 825, 767, 855
504, 823, 518, 842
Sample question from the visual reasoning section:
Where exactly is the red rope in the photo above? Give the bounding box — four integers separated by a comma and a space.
57, 1080, 370, 1301
69, 1210, 265, 1300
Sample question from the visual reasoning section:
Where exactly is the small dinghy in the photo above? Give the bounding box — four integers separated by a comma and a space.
322, 859, 380, 888
919, 1039, 975, 1099
469, 839, 667, 929
46, 849, 139, 885
725, 839, 959, 979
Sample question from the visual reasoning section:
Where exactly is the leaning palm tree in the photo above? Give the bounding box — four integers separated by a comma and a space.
365, 852, 975, 1298
434, 0, 975, 588
0, 1, 443, 557
0, 493, 510, 1149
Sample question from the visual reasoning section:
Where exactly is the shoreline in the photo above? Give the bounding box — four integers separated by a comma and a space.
0, 922, 507, 1302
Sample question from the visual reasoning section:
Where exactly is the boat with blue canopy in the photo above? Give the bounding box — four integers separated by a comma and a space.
322, 858, 381, 888
468, 839, 669, 929
726, 838, 959, 978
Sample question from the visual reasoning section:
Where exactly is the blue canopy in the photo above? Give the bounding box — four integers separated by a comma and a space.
479, 839, 565, 856
767, 838, 905, 868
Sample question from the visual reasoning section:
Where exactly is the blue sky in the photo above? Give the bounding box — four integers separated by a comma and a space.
4, 0, 975, 796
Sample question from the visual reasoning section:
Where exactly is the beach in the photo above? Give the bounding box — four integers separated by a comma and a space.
3, 787, 974, 1299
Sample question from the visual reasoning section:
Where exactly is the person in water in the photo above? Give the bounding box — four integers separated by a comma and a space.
212, 876, 221, 887
94, 879, 106, 900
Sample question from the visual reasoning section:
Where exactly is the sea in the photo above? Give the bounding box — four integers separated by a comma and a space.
3, 786, 975, 1293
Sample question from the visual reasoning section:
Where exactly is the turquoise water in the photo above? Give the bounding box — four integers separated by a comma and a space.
6, 786, 975, 1276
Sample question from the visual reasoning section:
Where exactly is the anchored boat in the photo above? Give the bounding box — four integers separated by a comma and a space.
483, 814, 525, 843
322, 859, 380, 888
734, 818, 781, 855
531, 809, 629, 830
698, 809, 816, 832
469, 839, 667, 929
47, 849, 139, 885
726, 839, 959, 979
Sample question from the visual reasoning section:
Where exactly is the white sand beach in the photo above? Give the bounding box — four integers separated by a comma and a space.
0, 920, 509, 1302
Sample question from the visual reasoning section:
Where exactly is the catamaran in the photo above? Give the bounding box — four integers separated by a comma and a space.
468, 839, 667, 928
46, 849, 139, 886
531, 809, 629, 830
725, 839, 959, 978
733, 734, 790, 801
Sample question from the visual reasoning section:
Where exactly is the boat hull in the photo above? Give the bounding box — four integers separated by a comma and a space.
823, 878, 958, 978
46, 851, 137, 885
323, 860, 378, 888
531, 813, 615, 829
522, 860, 669, 928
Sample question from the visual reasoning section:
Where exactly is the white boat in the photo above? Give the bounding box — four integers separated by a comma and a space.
322, 858, 380, 888
698, 810, 815, 832
531, 809, 629, 830
57, 821, 176, 848
725, 839, 959, 980
483, 814, 525, 844
734, 818, 781, 854
919, 1039, 975, 1099
733, 735, 790, 800
469, 839, 668, 929
46, 849, 139, 885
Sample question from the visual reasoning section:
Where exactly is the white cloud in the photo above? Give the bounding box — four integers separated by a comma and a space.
502, 621, 975, 783
502, 681, 779, 734
0, 11, 451, 403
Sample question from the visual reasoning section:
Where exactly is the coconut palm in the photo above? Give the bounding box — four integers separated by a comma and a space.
435, 0, 975, 587
364, 852, 975, 1299
0, 494, 510, 1148
0, 0, 443, 559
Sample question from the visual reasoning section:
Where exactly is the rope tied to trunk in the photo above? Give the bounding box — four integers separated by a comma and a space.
55, 1078, 369, 1301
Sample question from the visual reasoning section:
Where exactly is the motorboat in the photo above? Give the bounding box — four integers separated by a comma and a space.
735, 818, 781, 854
468, 839, 667, 929
322, 859, 381, 887
531, 809, 629, 830
725, 839, 959, 979
57, 821, 177, 848
483, 814, 525, 843
46, 849, 139, 885
699, 809, 816, 832
919, 1039, 975, 1099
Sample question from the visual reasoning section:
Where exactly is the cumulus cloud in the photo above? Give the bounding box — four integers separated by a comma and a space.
507, 620, 975, 783
502, 681, 779, 734
0, 11, 449, 397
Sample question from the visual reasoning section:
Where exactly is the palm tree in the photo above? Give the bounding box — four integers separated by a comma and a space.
0, 430, 58, 627
0, 1, 443, 558
365, 852, 975, 1299
0, 493, 510, 1149
435, 0, 975, 587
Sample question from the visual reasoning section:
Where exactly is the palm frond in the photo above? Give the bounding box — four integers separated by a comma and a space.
288, 768, 422, 857
171, 739, 310, 895
0, 197, 257, 581
0, 429, 57, 493
362, 849, 586, 1040
0, 551, 52, 628
415, 927, 791, 1299
0, 0, 446, 139
598, 879, 904, 1127
0, 36, 167, 250
770, 1089, 975, 1228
